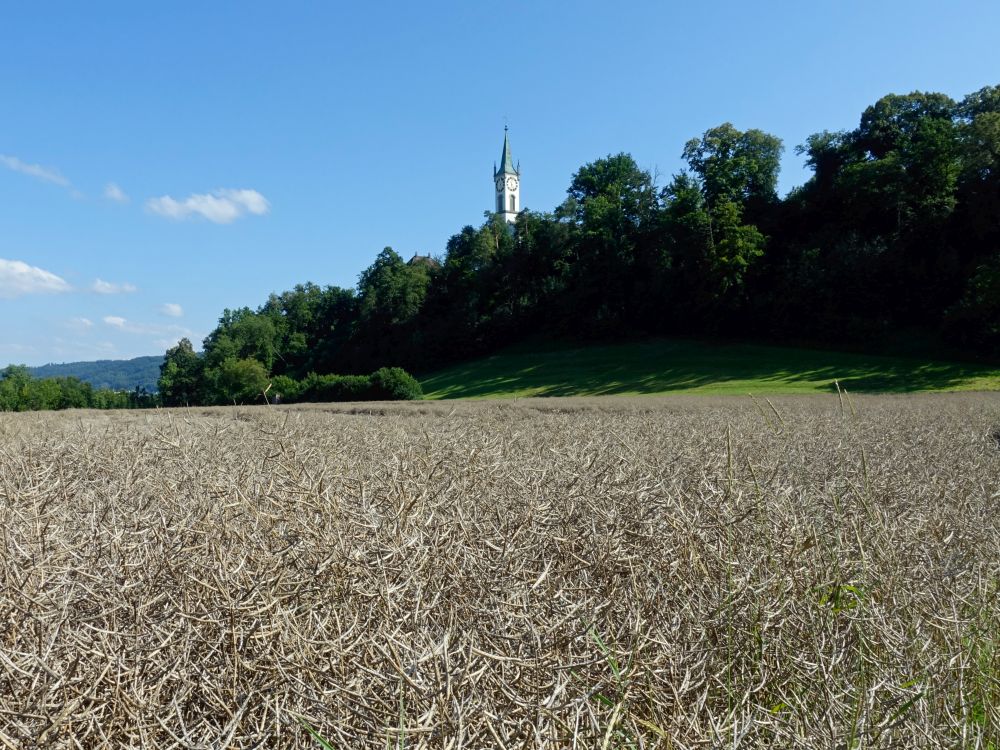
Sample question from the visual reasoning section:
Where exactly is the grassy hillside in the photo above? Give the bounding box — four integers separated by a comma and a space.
419, 339, 1000, 399
28, 355, 163, 392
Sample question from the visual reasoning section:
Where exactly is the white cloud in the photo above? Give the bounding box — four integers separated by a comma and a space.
92, 278, 137, 295
0, 258, 71, 298
68, 317, 93, 332
104, 182, 129, 203
102, 315, 192, 339
159, 302, 183, 318
0, 154, 70, 187
145, 188, 270, 224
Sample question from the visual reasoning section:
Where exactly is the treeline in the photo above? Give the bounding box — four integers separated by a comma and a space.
269, 368, 422, 404
0, 366, 155, 412
0, 360, 421, 412
161, 85, 1000, 404
158, 343, 422, 406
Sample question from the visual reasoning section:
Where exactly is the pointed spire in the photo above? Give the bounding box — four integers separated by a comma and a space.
498, 126, 517, 176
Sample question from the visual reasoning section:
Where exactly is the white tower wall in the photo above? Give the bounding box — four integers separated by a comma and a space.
495, 176, 520, 224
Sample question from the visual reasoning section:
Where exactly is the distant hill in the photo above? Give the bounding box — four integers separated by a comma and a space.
28, 355, 164, 392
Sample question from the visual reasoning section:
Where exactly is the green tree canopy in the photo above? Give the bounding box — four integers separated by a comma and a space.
566, 152, 658, 233
357, 247, 433, 326
158, 338, 203, 406
858, 91, 956, 158
216, 357, 269, 404
682, 123, 783, 211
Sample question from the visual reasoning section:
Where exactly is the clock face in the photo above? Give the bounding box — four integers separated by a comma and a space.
506, 176, 518, 191
496, 177, 504, 192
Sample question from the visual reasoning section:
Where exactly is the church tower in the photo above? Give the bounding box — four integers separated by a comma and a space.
493, 126, 520, 223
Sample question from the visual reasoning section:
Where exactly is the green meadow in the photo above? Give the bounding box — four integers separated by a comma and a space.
419, 339, 1000, 399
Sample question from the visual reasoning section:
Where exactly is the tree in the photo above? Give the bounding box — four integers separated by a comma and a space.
347, 247, 435, 370
216, 357, 269, 404
357, 247, 432, 326
956, 85, 1000, 120
202, 308, 281, 372
0, 366, 31, 411
660, 124, 780, 323
857, 91, 956, 159
498, 210, 574, 327
258, 282, 359, 377
682, 123, 783, 220
780, 91, 970, 328
955, 89, 1000, 256
306, 286, 359, 375
797, 131, 856, 188
158, 338, 204, 406
54, 377, 93, 409
661, 173, 765, 319
369, 367, 423, 400
563, 153, 659, 329
847, 91, 960, 236
567, 153, 659, 231
436, 225, 498, 337
947, 254, 1000, 354
709, 201, 767, 296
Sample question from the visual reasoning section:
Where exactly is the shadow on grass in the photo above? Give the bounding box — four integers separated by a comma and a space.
827, 363, 997, 393
419, 340, 1000, 399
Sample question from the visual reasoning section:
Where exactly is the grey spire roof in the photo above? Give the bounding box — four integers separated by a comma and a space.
496, 127, 518, 176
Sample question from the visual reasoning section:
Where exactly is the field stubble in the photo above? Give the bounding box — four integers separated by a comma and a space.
0, 394, 998, 748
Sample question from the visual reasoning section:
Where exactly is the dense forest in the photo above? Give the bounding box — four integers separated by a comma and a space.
159, 86, 1000, 406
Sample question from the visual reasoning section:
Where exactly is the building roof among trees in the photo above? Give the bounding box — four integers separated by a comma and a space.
407, 253, 440, 269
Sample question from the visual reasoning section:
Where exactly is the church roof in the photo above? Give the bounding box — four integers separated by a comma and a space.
496, 128, 518, 176
408, 253, 441, 269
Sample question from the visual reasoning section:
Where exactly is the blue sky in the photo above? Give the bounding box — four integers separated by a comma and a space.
2, 1, 998, 366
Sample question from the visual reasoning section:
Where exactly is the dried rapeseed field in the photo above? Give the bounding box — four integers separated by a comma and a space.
0, 395, 998, 748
